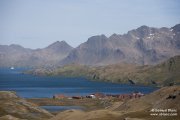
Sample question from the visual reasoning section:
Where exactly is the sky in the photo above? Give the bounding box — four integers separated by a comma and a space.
0, 0, 180, 49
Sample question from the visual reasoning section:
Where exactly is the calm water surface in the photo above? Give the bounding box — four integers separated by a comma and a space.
0, 68, 158, 98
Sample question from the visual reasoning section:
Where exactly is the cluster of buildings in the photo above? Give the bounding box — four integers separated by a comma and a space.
53, 92, 144, 100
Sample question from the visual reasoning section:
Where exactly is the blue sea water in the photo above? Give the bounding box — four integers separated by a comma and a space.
0, 68, 158, 98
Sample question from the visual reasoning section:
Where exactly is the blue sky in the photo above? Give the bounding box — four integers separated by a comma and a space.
0, 0, 180, 49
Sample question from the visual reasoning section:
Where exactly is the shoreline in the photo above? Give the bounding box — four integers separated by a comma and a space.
0, 86, 179, 120
26, 92, 145, 114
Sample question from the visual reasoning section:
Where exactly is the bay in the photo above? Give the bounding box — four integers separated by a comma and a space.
0, 68, 157, 98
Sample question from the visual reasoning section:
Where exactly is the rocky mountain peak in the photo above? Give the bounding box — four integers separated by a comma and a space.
82, 34, 110, 50
134, 25, 152, 38
46, 41, 73, 52
172, 24, 180, 32
47, 41, 70, 48
86, 34, 108, 45
87, 34, 107, 42
138, 25, 149, 29
9, 44, 26, 50
109, 33, 121, 39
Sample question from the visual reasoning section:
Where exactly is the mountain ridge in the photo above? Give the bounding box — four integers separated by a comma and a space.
0, 41, 73, 67
0, 24, 180, 67
60, 24, 180, 65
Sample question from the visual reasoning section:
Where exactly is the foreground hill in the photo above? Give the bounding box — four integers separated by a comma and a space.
31, 55, 180, 86
49, 86, 180, 120
0, 91, 53, 120
61, 24, 180, 65
113, 85, 180, 120
0, 41, 73, 67
0, 86, 179, 120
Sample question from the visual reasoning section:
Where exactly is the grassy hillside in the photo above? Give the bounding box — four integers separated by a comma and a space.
92, 55, 180, 86
30, 56, 180, 86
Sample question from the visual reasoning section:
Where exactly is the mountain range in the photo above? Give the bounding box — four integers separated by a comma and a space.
61, 24, 180, 65
0, 24, 180, 67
